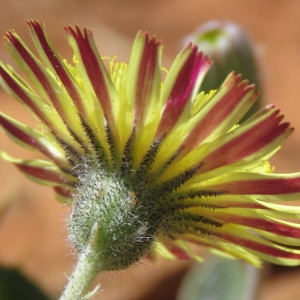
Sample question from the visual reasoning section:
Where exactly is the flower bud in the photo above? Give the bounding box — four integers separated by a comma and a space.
181, 21, 262, 120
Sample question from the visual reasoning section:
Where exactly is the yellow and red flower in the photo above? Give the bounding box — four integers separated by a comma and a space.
1, 21, 300, 269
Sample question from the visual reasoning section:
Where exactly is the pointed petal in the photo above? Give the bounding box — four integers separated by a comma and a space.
0, 63, 58, 131
214, 225, 300, 265
199, 106, 292, 173
182, 73, 257, 153
196, 172, 300, 195
65, 26, 117, 130
156, 45, 211, 137
206, 207, 300, 242
28, 20, 86, 114
1, 152, 76, 186
127, 32, 162, 126
151, 74, 258, 179
183, 234, 262, 266
0, 57, 85, 155
125, 32, 163, 166
0, 113, 67, 165
152, 240, 203, 261
4, 28, 84, 135
54, 186, 73, 203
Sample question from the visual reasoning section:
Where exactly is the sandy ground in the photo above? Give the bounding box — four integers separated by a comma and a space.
1, 0, 300, 299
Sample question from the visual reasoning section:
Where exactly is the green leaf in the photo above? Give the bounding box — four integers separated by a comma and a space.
0, 266, 49, 300
177, 256, 259, 300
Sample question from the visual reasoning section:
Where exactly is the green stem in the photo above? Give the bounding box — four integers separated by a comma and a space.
59, 223, 102, 300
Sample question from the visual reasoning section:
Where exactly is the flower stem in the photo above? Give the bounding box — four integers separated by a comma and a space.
59, 223, 102, 300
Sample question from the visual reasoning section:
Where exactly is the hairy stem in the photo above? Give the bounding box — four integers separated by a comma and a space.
59, 223, 102, 300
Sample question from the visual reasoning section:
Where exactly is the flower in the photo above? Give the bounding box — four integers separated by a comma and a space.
1, 20, 300, 270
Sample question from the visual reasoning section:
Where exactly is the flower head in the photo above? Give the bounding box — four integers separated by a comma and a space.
1, 20, 300, 270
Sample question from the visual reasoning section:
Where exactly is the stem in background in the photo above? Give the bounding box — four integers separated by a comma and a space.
59, 222, 102, 300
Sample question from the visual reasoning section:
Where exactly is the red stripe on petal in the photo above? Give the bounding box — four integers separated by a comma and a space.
183, 74, 256, 152
0, 65, 54, 129
135, 33, 160, 124
201, 108, 291, 172
164, 242, 192, 259
54, 186, 73, 199
65, 26, 114, 123
0, 114, 49, 156
4, 31, 63, 116
156, 48, 211, 136
219, 232, 300, 259
28, 21, 85, 113
213, 176, 300, 195
216, 214, 300, 238
183, 235, 227, 254
16, 164, 66, 184
216, 201, 265, 209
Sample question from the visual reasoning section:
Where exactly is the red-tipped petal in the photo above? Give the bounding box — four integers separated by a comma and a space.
17, 163, 66, 184
182, 74, 257, 153
0, 64, 52, 128
217, 229, 300, 261
128, 32, 161, 125
54, 186, 73, 203
0, 113, 65, 164
156, 46, 211, 137
200, 107, 292, 173
28, 20, 85, 114
65, 26, 116, 126
4, 30, 64, 116
213, 211, 300, 239
204, 173, 300, 195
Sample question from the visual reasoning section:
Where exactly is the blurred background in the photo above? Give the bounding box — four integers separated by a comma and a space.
1, 0, 300, 299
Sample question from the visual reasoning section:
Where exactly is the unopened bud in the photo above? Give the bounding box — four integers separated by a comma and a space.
182, 21, 262, 120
